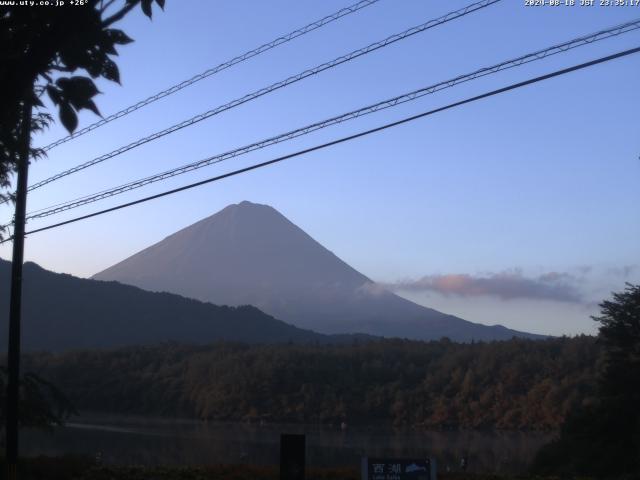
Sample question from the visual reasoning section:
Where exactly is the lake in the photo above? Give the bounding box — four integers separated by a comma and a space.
21, 414, 554, 474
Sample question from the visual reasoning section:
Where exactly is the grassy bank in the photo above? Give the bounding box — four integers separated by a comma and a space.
1, 455, 595, 480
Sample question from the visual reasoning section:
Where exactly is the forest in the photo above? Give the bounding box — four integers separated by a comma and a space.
22, 336, 598, 430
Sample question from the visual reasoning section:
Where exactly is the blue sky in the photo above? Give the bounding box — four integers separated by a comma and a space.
2, 0, 639, 336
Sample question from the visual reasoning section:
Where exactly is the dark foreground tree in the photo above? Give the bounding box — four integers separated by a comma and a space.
595, 283, 640, 406
533, 284, 640, 478
0, 0, 165, 220
1, 2, 166, 475
0, 366, 75, 435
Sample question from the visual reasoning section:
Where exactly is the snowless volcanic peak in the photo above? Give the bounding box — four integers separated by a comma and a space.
94, 201, 543, 341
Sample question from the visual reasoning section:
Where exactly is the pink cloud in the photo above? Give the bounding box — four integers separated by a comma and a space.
389, 270, 583, 303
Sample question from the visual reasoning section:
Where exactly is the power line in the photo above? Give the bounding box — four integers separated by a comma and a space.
25, 0, 501, 193
40, 0, 382, 152
22, 18, 640, 221
3, 45, 637, 244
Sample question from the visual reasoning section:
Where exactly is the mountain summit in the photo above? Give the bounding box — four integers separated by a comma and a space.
94, 201, 541, 341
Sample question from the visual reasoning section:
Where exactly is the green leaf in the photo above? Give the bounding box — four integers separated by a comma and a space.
83, 99, 101, 117
106, 29, 134, 45
101, 58, 120, 84
46, 86, 62, 105
59, 102, 78, 133
31, 93, 44, 108
100, 39, 118, 56
56, 77, 101, 112
85, 61, 102, 78
156, 0, 165, 9
57, 76, 100, 100
141, 0, 153, 18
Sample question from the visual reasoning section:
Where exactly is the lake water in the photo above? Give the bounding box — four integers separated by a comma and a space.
21, 415, 554, 474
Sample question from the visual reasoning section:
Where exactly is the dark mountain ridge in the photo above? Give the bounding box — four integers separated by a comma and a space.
0, 258, 359, 351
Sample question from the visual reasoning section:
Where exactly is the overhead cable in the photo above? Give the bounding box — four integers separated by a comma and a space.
26, 0, 501, 193
40, 0, 382, 152
2, 45, 636, 244
24, 18, 640, 221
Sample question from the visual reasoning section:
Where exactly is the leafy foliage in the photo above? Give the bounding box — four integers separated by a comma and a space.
594, 283, 640, 403
24, 336, 598, 431
0, 0, 165, 214
533, 284, 640, 478
0, 366, 76, 432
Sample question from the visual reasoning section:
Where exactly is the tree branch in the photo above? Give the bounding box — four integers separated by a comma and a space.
102, 1, 138, 27
100, 0, 118, 14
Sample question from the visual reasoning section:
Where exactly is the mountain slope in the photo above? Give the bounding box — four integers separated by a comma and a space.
94, 201, 542, 341
0, 258, 341, 352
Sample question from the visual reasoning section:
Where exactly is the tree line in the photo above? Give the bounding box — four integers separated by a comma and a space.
22, 336, 598, 431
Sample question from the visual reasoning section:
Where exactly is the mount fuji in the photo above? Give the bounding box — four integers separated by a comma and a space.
93, 201, 542, 341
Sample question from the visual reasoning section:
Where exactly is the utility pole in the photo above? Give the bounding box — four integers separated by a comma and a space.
6, 97, 33, 480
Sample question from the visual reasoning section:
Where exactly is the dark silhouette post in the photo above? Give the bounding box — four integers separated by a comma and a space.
6, 98, 32, 480
280, 434, 306, 480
